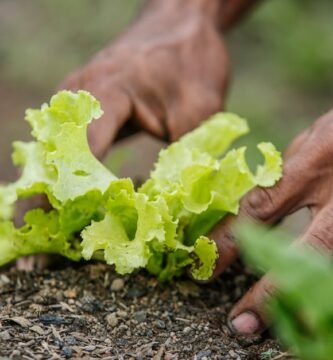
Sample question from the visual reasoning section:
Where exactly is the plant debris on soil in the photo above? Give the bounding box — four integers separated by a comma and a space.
0, 261, 293, 359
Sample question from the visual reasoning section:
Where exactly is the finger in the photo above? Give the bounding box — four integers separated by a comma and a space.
210, 160, 308, 277
16, 256, 36, 271
297, 205, 333, 257
16, 254, 52, 271
228, 205, 333, 335
60, 71, 133, 160
14, 194, 50, 227
228, 274, 275, 334
86, 85, 132, 159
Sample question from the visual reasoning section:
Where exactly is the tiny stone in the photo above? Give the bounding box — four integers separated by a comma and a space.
0, 330, 10, 341
117, 310, 127, 318
64, 335, 77, 346
39, 314, 65, 325
81, 299, 103, 313
155, 320, 166, 329
196, 350, 212, 359
127, 286, 146, 298
62, 346, 73, 359
145, 329, 153, 337
84, 345, 96, 352
183, 326, 192, 334
111, 278, 125, 292
104, 338, 111, 344
134, 311, 146, 323
64, 288, 77, 299
118, 324, 128, 332
106, 313, 118, 327
11, 316, 32, 328
30, 325, 44, 335
0, 274, 10, 287
228, 350, 238, 358
116, 338, 128, 346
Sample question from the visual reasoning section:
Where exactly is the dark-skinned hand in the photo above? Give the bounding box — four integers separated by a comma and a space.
16, 0, 229, 268
15, 0, 333, 339
209, 109, 333, 334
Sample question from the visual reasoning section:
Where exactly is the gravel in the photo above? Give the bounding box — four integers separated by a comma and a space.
0, 261, 294, 359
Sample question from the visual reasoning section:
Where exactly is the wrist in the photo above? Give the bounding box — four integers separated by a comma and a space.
139, 0, 224, 30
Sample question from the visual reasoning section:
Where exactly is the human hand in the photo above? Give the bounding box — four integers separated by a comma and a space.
16, 0, 229, 270
209, 109, 333, 334
61, 0, 229, 159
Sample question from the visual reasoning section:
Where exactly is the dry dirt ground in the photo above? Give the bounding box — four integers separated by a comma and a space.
0, 261, 294, 360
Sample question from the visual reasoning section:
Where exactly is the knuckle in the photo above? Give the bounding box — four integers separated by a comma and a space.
243, 188, 277, 223
219, 231, 238, 256
307, 232, 333, 255
259, 280, 277, 301
307, 207, 333, 255
60, 69, 82, 90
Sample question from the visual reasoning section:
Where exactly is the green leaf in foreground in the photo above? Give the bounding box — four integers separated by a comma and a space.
238, 224, 333, 360
0, 91, 282, 281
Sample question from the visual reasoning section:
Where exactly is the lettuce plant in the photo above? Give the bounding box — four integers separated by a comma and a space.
0, 91, 282, 280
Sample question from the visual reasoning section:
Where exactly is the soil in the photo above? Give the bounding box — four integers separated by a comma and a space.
0, 261, 294, 360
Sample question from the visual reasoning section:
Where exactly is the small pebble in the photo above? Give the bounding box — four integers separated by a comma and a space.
134, 311, 146, 323
155, 320, 166, 329
127, 286, 146, 298
117, 310, 127, 318
0, 330, 11, 341
62, 346, 73, 359
11, 316, 32, 328
84, 345, 96, 352
64, 335, 77, 346
111, 278, 125, 292
30, 325, 44, 335
196, 349, 212, 359
39, 314, 66, 325
183, 326, 192, 334
228, 349, 238, 358
0, 274, 10, 287
118, 324, 128, 332
81, 299, 103, 313
106, 313, 118, 327
64, 288, 77, 299
145, 329, 153, 337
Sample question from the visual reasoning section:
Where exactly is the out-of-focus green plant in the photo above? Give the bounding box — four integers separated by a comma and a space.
238, 224, 333, 360
228, 0, 333, 156
253, 0, 333, 91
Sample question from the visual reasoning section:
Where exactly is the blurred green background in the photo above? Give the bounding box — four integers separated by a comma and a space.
0, 0, 332, 182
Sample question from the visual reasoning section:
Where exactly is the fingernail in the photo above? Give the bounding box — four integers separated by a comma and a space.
230, 312, 260, 334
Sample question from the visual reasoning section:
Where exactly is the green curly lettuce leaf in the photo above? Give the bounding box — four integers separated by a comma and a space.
191, 236, 219, 281
0, 90, 114, 216
0, 209, 81, 265
0, 91, 282, 281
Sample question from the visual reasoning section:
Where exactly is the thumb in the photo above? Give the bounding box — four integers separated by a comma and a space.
210, 161, 308, 277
